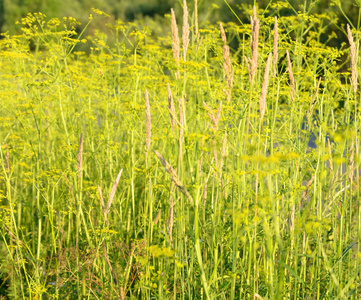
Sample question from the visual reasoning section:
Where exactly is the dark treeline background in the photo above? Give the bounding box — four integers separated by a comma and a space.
0, 0, 359, 48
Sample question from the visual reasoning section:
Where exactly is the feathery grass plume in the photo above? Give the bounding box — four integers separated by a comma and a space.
259, 53, 272, 121
106, 169, 123, 215
154, 150, 193, 204
182, 0, 190, 61
171, 9, 180, 63
153, 210, 161, 225
145, 89, 151, 157
167, 83, 176, 129
286, 50, 295, 102
168, 196, 174, 247
77, 133, 83, 178
223, 45, 233, 101
98, 185, 106, 212
273, 16, 278, 77
220, 23, 227, 45
347, 24, 358, 96
250, 6, 259, 83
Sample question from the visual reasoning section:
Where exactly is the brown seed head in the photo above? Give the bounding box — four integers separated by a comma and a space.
77, 133, 83, 178
286, 50, 295, 102
273, 16, 278, 77
182, 0, 190, 61
347, 24, 358, 96
259, 53, 272, 121
171, 9, 180, 63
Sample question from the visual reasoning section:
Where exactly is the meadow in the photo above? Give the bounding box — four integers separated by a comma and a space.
0, 0, 360, 299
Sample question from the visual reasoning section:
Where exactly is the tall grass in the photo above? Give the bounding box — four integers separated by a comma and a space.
0, 1, 360, 299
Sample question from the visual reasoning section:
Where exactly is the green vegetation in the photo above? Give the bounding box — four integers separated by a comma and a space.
0, 0, 361, 299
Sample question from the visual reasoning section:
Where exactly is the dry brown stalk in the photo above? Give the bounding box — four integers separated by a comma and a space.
286, 50, 295, 102
153, 210, 161, 225
273, 16, 278, 77
154, 150, 193, 204
327, 139, 334, 174
244, 56, 252, 82
77, 133, 83, 178
203, 179, 208, 205
215, 101, 222, 125
120, 287, 125, 300
182, 0, 190, 62
348, 140, 355, 182
220, 23, 227, 45
203, 101, 222, 131
300, 176, 314, 208
250, 6, 259, 83
4, 225, 23, 246
347, 24, 358, 96
103, 243, 118, 284
290, 204, 295, 233
171, 9, 180, 63
219, 131, 228, 198
167, 196, 174, 247
145, 89, 151, 157
167, 83, 176, 129
98, 185, 105, 212
219, 131, 228, 170
5, 144, 10, 176
259, 53, 272, 121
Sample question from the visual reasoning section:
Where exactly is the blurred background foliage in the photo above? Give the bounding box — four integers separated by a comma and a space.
0, 0, 360, 48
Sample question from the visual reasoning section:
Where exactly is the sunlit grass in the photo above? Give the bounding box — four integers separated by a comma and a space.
0, 1, 360, 299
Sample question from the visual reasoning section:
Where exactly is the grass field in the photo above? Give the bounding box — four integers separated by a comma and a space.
0, 1, 361, 299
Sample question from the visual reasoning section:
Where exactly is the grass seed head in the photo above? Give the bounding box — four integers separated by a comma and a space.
347, 24, 358, 96
106, 169, 123, 216
182, 0, 190, 61
286, 50, 295, 102
250, 6, 259, 83
259, 53, 272, 121
171, 9, 180, 63
167, 197, 174, 246
167, 83, 176, 129
220, 22, 227, 45
273, 16, 278, 77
